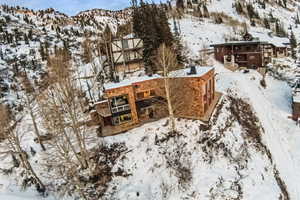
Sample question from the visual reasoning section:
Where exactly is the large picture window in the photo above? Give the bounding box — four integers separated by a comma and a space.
110, 95, 131, 113
112, 113, 132, 125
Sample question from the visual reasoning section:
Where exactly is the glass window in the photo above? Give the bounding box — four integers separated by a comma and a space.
124, 52, 130, 62
150, 90, 155, 96
137, 92, 144, 99
120, 114, 132, 122
122, 39, 129, 49
112, 113, 132, 125
111, 95, 129, 107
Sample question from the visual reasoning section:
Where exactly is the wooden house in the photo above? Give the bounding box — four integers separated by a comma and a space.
211, 41, 274, 70
109, 34, 143, 73
91, 66, 221, 136
292, 78, 300, 121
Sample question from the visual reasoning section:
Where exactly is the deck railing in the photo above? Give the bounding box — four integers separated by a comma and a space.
111, 104, 131, 113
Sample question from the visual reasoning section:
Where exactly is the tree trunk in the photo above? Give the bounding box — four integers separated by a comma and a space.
164, 77, 176, 133
162, 44, 176, 133
28, 100, 46, 151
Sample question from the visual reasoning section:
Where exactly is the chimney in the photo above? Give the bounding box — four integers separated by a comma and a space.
114, 75, 120, 83
188, 65, 197, 75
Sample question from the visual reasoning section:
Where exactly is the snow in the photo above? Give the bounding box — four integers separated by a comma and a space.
104, 74, 161, 90
250, 31, 290, 47
4, 1, 300, 199
170, 66, 213, 77
211, 40, 269, 46
104, 66, 213, 90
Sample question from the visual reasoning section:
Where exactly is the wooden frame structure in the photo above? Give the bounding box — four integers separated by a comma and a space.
109, 34, 144, 73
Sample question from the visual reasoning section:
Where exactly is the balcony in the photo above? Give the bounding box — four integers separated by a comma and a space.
111, 104, 131, 114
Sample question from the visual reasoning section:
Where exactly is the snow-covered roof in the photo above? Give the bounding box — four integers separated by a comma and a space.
123, 33, 135, 39
104, 66, 214, 90
211, 40, 269, 46
250, 32, 290, 48
169, 66, 213, 78
210, 32, 290, 48
104, 74, 162, 90
293, 90, 300, 103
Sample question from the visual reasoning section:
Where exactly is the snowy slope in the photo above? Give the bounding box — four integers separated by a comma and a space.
2, 1, 300, 199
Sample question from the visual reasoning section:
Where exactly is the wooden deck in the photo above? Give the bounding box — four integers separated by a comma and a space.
200, 92, 222, 122
101, 116, 167, 137
101, 123, 138, 137
99, 93, 222, 136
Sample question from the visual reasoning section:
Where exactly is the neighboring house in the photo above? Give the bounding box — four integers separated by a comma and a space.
91, 66, 221, 136
211, 41, 274, 70
292, 78, 300, 121
211, 38, 290, 71
248, 32, 290, 58
109, 34, 143, 73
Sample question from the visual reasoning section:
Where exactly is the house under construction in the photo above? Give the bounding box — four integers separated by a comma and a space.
106, 34, 144, 74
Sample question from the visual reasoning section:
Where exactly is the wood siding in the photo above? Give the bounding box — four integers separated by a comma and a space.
95, 68, 217, 135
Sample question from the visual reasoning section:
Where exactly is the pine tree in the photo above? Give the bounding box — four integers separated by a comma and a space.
282, 0, 287, 8
203, 4, 209, 18
275, 21, 287, 37
296, 13, 300, 24
28, 29, 33, 40
290, 31, 297, 59
235, 1, 243, 14
24, 33, 29, 45
132, 1, 175, 74
176, 0, 185, 9
39, 43, 45, 61
264, 17, 270, 29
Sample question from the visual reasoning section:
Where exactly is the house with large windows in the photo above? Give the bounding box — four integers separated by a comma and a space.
91, 66, 221, 136
211, 41, 273, 71
211, 34, 290, 72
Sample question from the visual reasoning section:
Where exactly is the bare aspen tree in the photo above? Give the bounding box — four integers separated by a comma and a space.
0, 105, 45, 192
39, 49, 91, 169
82, 38, 93, 64
199, 42, 209, 66
38, 48, 106, 199
19, 72, 46, 151
156, 43, 179, 133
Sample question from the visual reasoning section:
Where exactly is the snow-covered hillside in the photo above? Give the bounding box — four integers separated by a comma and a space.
2, 0, 300, 199
99, 62, 300, 200
3, 59, 300, 200
0, 5, 131, 109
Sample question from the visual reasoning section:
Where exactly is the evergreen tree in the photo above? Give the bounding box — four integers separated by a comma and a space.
202, 4, 209, 18
28, 29, 33, 40
263, 17, 270, 29
296, 13, 300, 24
282, 0, 287, 8
132, 1, 174, 74
275, 21, 287, 37
39, 43, 45, 61
176, 0, 184, 9
235, 1, 243, 14
290, 31, 297, 59
24, 33, 29, 45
